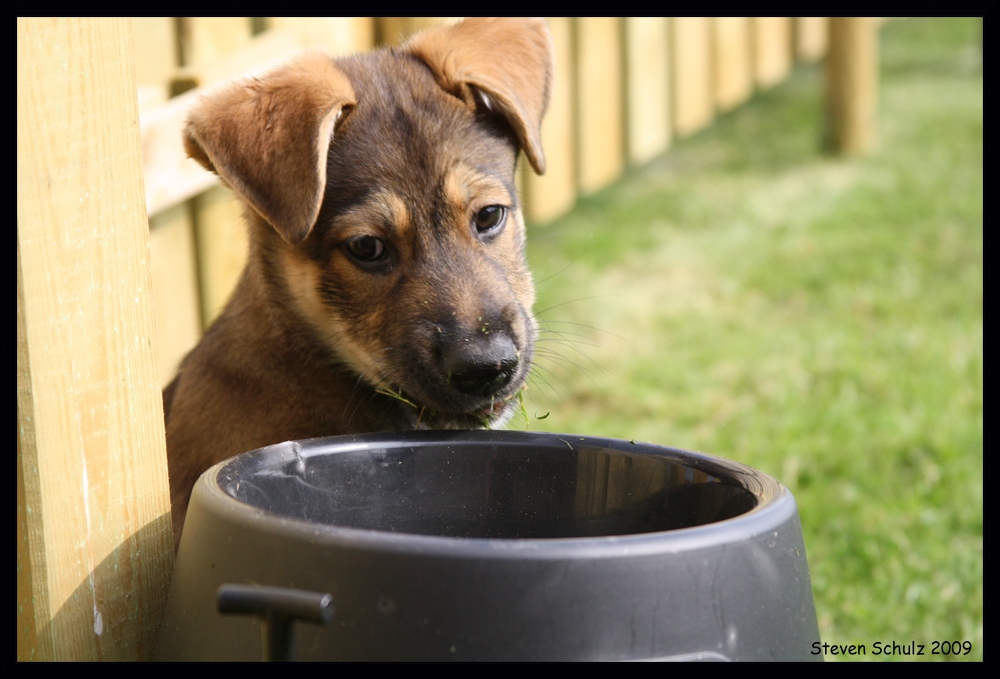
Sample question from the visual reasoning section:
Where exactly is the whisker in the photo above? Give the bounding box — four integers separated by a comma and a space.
533, 295, 619, 316
534, 348, 610, 383
535, 318, 628, 343
536, 331, 616, 359
536, 325, 618, 367
531, 349, 606, 392
524, 366, 562, 400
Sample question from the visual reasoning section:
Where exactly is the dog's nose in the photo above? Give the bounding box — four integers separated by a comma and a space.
444, 332, 519, 398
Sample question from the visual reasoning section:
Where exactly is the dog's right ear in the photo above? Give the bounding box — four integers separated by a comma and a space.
405, 18, 554, 175
183, 54, 356, 245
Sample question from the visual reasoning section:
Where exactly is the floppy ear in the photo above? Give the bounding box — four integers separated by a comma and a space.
405, 17, 554, 175
183, 53, 356, 245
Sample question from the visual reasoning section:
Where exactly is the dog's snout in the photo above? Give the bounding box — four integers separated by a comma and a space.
444, 332, 519, 397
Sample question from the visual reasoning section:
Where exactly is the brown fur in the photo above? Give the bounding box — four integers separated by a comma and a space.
165, 18, 553, 547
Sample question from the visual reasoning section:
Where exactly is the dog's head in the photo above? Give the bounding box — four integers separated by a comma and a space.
183, 18, 553, 429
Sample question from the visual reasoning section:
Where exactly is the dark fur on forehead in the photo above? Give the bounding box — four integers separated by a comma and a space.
318, 51, 520, 223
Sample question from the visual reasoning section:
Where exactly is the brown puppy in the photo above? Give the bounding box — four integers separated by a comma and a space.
163, 18, 553, 545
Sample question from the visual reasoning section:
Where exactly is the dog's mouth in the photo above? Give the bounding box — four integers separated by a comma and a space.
377, 382, 522, 431
437, 394, 520, 430
469, 395, 519, 425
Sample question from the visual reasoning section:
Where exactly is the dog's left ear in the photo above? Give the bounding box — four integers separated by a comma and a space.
405, 17, 554, 175
183, 53, 357, 245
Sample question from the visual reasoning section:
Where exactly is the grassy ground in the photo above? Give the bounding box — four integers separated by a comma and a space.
518, 18, 982, 661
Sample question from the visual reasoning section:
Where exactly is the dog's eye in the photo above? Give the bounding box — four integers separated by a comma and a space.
344, 236, 388, 266
474, 205, 507, 237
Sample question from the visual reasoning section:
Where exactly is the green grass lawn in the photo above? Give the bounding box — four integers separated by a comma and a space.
519, 18, 982, 661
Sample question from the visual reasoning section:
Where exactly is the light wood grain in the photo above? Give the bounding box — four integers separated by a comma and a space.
194, 186, 249, 327
625, 17, 671, 165
131, 17, 178, 99
17, 17, 172, 661
523, 17, 576, 223
269, 16, 375, 54
672, 17, 714, 138
825, 17, 878, 154
795, 17, 829, 62
140, 87, 219, 217
576, 17, 624, 194
149, 204, 202, 384
714, 17, 753, 111
177, 16, 254, 67
753, 17, 793, 89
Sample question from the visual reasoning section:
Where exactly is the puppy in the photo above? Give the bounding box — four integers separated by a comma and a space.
163, 18, 553, 546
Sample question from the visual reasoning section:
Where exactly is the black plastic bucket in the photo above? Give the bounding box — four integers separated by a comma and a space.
158, 431, 821, 661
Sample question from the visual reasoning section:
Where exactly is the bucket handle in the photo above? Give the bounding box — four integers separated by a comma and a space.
217, 584, 335, 661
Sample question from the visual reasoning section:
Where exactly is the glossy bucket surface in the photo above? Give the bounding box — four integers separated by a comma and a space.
159, 431, 821, 661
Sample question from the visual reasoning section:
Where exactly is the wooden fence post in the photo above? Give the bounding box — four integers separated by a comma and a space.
825, 17, 878, 154
17, 17, 173, 661
625, 17, 672, 165
575, 17, 625, 194
672, 17, 714, 138
714, 17, 753, 112
523, 17, 576, 223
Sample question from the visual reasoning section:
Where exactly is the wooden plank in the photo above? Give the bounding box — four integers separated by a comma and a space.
136, 64, 201, 385
149, 205, 202, 385
268, 16, 375, 54
671, 17, 714, 138
177, 16, 254, 67
753, 17, 793, 88
132, 20, 176, 116
17, 17, 172, 661
193, 186, 250, 327
17, 427, 39, 660
140, 87, 219, 216
624, 17, 671, 165
523, 17, 576, 223
713, 17, 753, 111
170, 27, 303, 93
130, 17, 178, 99
825, 17, 878, 155
795, 17, 829, 62
575, 17, 624, 194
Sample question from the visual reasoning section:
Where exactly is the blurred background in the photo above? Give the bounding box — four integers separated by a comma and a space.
521, 18, 983, 661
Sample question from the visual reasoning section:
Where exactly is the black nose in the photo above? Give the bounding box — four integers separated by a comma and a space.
444, 332, 519, 397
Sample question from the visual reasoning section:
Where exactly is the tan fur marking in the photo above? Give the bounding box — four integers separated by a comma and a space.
280, 249, 390, 385
444, 163, 513, 215
332, 190, 411, 243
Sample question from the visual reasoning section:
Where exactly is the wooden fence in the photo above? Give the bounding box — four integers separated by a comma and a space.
17, 17, 878, 660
